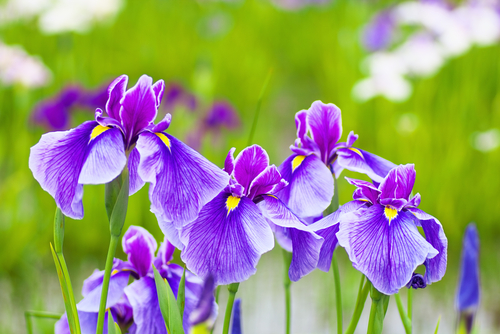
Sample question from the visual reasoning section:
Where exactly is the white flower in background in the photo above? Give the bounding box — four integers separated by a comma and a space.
353, 0, 500, 103
0, 42, 51, 88
471, 129, 500, 152
0, 0, 123, 34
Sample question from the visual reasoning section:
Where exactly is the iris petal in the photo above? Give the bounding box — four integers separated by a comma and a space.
379, 164, 415, 201
233, 145, 269, 193
307, 101, 342, 163
122, 226, 158, 278
288, 228, 324, 281
180, 193, 274, 285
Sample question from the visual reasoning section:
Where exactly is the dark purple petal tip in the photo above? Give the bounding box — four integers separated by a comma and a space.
406, 273, 427, 289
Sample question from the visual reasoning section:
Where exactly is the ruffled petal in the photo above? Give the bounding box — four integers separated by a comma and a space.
346, 177, 381, 203
124, 277, 168, 334
295, 109, 308, 143
379, 164, 415, 201
337, 204, 437, 295
106, 75, 128, 121
151, 113, 171, 133
407, 207, 448, 285
128, 147, 145, 195
120, 75, 158, 146
152, 80, 165, 109
180, 193, 274, 285
136, 132, 229, 228
307, 101, 342, 163
247, 165, 286, 200
122, 225, 158, 277
77, 271, 130, 312
233, 145, 270, 193
277, 154, 333, 218
29, 121, 125, 219
288, 228, 324, 281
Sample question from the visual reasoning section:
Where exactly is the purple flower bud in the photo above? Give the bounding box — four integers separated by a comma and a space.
406, 273, 427, 289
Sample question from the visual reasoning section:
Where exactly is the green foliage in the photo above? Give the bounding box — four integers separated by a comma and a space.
153, 266, 184, 334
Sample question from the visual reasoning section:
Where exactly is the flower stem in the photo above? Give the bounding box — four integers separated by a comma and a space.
395, 293, 412, 334
247, 68, 273, 146
96, 234, 120, 334
283, 249, 292, 334
345, 277, 370, 334
367, 285, 390, 334
331, 250, 342, 334
222, 283, 240, 334
407, 288, 413, 322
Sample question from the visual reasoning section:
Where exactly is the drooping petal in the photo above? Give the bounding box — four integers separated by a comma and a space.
128, 147, 145, 195
337, 204, 437, 295
316, 224, 340, 272
271, 223, 293, 252
180, 193, 274, 285
335, 147, 395, 183
106, 75, 128, 121
122, 225, 158, 278
247, 166, 286, 200
157, 218, 184, 250
137, 132, 229, 228
29, 121, 125, 219
124, 277, 167, 334
288, 228, 324, 281
257, 195, 311, 231
277, 154, 333, 218
456, 223, 480, 313
120, 75, 158, 146
77, 271, 130, 312
407, 207, 448, 285
306, 101, 342, 163
233, 145, 270, 193
379, 164, 415, 201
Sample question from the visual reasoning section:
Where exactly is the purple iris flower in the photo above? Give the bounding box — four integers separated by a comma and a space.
189, 275, 218, 331
55, 225, 206, 334
277, 100, 395, 219
456, 223, 480, 333
29, 74, 228, 223
231, 299, 242, 334
179, 145, 324, 285
312, 164, 447, 295
163, 82, 197, 112
362, 10, 396, 51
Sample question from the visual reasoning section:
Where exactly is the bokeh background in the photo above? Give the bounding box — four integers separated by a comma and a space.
0, 0, 499, 333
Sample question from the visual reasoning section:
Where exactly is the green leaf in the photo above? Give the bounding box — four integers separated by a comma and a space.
50, 243, 77, 334
108, 169, 129, 237
107, 310, 117, 334
105, 174, 122, 221
153, 266, 185, 334
177, 266, 186, 320
53, 208, 65, 254
434, 316, 441, 334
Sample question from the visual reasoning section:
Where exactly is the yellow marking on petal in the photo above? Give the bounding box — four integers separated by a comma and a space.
267, 194, 277, 199
111, 269, 119, 276
349, 147, 363, 157
156, 132, 171, 151
384, 206, 398, 223
292, 155, 306, 172
90, 125, 110, 140
226, 195, 241, 215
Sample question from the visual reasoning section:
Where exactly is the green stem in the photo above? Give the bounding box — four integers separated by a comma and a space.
222, 283, 240, 334
395, 293, 412, 334
283, 249, 292, 334
331, 251, 342, 334
247, 69, 273, 146
345, 277, 370, 334
367, 285, 390, 334
57, 253, 81, 334
408, 288, 413, 322
25, 311, 62, 334
95, 234, 120, 334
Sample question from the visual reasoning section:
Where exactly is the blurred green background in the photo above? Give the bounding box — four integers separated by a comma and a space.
0, 0, 499, 333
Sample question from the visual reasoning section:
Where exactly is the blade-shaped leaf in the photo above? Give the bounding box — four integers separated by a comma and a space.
177, 267, 186, 320
109, 169, 129, 237
153, 266, 184, 334
434, 316, 441, 334
107, 310, 122, 334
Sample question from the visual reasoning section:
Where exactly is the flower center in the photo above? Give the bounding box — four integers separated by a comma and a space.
90, 125, 110, 140
292, 155, 306, 172
226, 195, 241, 215
384, 206, 398, 223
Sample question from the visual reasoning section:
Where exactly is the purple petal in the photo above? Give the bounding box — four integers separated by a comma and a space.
406, 193, 421, 208
55, 311, 113, 334
190, 276, 216, 326
231, 299, 242, 334
180, 192, 274, 285
407, 207, 448, 285
346, 177, 381, 204
247, 165, 286, 200
122, 225, 158, 277
257, 195, 311, 231
295, 109, 308, 143
306, 101, 342, 163
157, 218, 185, 251
277, 154, 333, 218
151, 113, 172, 133
128, 147, 145, 195
359, 149, 396, 181
106, 75, 128, 121
204, 100, 240, 129
136, 132, 229, 228
154, 237, 176, 270
224, 147, 236, 175
152, 80, 165, 109
379, 164, 416, 201
362, 10, 395, 51
233, 145, 270, 193
124, 277, 168, 334
316, 224, 340, 272
335, 147, 395, 183
78, 271, 130, 312
120, 75, 157, 146
346, 131, 359, 147
271, 223, 293, 252
456, 223, 479, 312
29, 121, 125, 219
288, 228, 324, 281
337, 204, 437, 295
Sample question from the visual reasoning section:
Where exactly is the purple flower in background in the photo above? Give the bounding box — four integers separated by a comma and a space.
314, 164, 448, 295
363, 10, 396, 51
180, 145, 324, 285
231, 299, 242, 334
277, 100, 395, 219
55, 225, 207, 334
189, 275, 218, 331
163, 82, 197, 112
456, 223, 480, 334
29, 74, 228, 221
